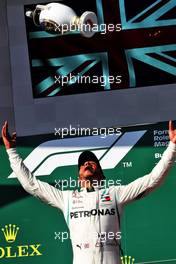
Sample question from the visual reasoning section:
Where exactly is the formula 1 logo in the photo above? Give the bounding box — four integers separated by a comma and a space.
8, 131, 146, 179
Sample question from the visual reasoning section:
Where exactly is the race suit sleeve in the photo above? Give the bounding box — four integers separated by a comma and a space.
6, 148, 64, 211
117, 141, 176, 204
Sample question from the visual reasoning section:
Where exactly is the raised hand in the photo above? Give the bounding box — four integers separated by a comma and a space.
169, 120, 176, 144
2, 121, 16, 149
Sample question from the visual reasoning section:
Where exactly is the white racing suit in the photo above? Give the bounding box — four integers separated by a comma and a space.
7, 141, 176, 264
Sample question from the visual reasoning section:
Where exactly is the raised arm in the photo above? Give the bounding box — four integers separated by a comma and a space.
2, 121, 64, 211
117, 121, 176, 204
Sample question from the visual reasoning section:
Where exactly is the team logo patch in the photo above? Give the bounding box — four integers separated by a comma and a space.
100, 190, 112, 203
72, 191, 83, 199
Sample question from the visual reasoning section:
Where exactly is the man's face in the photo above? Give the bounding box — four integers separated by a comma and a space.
79, 160, 100, 179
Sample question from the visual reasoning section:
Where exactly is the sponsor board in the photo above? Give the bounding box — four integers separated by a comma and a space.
1, 121, 176, 263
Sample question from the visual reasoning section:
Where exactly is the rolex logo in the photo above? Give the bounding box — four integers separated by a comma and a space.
1, 224, 19, 243
121, 255, 135, 264
0, 224, 42, 259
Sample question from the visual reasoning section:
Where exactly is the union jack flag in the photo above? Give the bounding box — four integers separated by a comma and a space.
24, 0, 176, 98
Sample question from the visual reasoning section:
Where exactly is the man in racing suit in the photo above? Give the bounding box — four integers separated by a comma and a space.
2, 121, 176, 264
